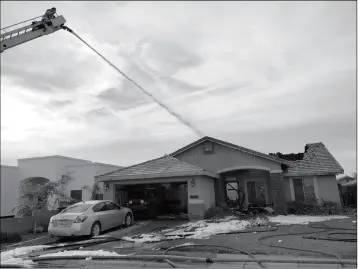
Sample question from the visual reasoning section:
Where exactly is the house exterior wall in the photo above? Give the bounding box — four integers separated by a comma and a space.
315, 175, 342, 206
284, 175, 341, 208
64, 163, 119, 201
1, 166, 21, 216
173, 142, 283, 211
17, 158, 61, 182
173, 142, 282, 174
1, 156, 121, 215
198, 176, 216, 210
63, 165, 96, 201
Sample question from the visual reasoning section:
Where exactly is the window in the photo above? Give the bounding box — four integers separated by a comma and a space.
105, 202, 121, 211
70, 190, 82, 201
292, 178, 305, 202
92, 202, 106, 212
204, 142, 213, 154
95, 194, 103, 200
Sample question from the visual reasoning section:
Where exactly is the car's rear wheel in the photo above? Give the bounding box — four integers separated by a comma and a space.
91, 222, 101, 237
125, 213, 133, 227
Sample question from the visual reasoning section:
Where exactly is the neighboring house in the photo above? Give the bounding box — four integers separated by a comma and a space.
337, 175, 355, 185
0, 155, 121, 217
339, 179, 357, 207
96, 136, 344, 219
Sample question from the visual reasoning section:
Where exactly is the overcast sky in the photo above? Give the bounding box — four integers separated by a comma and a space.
1, 1, 356, 175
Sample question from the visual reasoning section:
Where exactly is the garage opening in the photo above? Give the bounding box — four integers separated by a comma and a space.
114, 182, 188, 219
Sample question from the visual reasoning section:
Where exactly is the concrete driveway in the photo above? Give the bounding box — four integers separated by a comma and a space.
2, 217, 356, 268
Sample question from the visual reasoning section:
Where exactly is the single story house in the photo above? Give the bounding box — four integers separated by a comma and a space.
95, 136, 344, 219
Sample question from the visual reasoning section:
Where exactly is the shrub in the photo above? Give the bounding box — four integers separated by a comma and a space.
204, 206, 225, 220
0, 232, 22, 244
287, 200, 341, 215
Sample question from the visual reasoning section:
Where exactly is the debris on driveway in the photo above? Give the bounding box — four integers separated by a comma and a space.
122, 215, 352, 243
1, 245, 50, 266
123, 216, 269, 242
122, 233, 163, 243
38, 249, 126, 258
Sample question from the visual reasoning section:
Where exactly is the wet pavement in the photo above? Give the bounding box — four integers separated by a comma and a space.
2, 217, 356, 268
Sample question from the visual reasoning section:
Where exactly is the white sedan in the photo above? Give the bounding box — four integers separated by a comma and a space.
48, 200, 133, 237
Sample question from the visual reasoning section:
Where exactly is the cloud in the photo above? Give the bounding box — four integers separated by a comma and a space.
1, 1, 356, 175
48, 99, 73, 109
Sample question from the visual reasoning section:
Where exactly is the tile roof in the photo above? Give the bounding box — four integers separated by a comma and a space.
95, 155, 218, 182
170, 136, 287, 164
285, 142, 344, 176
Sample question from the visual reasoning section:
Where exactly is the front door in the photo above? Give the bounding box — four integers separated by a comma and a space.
247, 181, 257, 204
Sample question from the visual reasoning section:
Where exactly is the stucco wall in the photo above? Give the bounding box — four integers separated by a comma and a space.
198, 176, 216, 210
3, 156, 121, 213
103, 182, 114, 201
17, 156, 91, 183
64, 163, 119, 201
63, 165, 96, 201
285, 175, 340, 207
316, 175, 341, 206
18, 158, 60, 182
1, 166, 21, 216
173, 142, 282, 173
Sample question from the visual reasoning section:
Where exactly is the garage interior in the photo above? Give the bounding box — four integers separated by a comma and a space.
114, 182, 188, 219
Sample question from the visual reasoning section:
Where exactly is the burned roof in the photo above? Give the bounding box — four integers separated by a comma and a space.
284, 142, 344, 176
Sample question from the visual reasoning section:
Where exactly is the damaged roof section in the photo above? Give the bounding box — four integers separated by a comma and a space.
269, 152, 304, 161
278, 142, 344, 176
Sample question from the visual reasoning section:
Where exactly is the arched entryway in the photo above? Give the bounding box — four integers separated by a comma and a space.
215, 166, 285, 213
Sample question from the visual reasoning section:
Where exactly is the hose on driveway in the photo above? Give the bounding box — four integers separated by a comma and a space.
304, 222, 357, 242
256, 221, 357, 268
30, 253, 358, 265
164, 243, 265, 268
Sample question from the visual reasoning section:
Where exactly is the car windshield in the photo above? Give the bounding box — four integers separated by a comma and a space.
130, 191, 144, 200
61, 204, 91, 213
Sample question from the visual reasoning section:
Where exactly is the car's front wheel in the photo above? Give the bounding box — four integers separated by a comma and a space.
125, 213, 133, 227
91, 222, 101, 237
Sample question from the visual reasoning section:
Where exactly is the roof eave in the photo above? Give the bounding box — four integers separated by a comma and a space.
283, 170, 344, 177
95, 171, 219, 182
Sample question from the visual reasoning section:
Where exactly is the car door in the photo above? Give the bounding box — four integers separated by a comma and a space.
105, 201, 124, 228
92, 202, 110, 231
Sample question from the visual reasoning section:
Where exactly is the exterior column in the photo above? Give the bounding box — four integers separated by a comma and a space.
269, 172, 287, 214
216, 175, 227, 208
103, 181, 114, 201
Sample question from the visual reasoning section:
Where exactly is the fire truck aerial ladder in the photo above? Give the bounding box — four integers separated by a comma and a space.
1, 7, 66, 53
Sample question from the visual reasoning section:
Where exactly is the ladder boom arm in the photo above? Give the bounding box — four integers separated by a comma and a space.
1, 15, 66, 53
